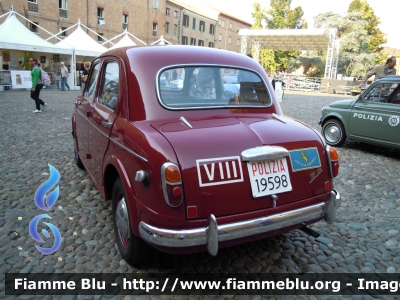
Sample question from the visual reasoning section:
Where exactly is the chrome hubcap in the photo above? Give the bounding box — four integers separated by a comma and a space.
325, 124, 340, 143
116, 197, 129, 240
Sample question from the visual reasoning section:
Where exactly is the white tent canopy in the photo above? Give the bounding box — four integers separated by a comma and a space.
107, 29, 146, 50
151, 35, 171, 45
0, 11, 71, 54
52, 22, 107, 57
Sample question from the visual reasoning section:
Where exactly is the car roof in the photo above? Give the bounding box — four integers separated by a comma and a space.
103, 45, 262, 72
376, 75, 400, 82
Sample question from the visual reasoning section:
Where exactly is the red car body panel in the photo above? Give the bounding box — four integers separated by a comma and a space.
72, 45, 339, 255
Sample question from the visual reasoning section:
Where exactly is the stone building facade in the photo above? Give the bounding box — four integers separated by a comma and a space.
215, 12, 251, 53
0, 0, 251, 52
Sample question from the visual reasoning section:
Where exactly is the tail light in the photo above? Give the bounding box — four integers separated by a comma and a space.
161, 162, 183, 207
325, 145, 339, 178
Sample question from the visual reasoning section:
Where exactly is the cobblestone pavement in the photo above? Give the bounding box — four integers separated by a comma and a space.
1, 90, 400, 299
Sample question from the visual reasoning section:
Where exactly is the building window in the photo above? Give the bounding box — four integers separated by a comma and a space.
218, 34, 222, 41
237, 39, 240, 46
98, 33, 104, 42
221, 20, 225, 27
122, 14, 128, 29
153, 23, 158, 37
229, 23, 232, 30
190, 38, 196, 45
30, 22, 38, 33
174, 24, 178, 36
182, 36, 188, 45
174, 11, 178, 19
192, 18, 196, 30
60, 26, 68, 37
183, 14, 189, 27
198, 40, 204, 47
199, 21, 205, 32
59, 0, 67, 9
208, 42, 214, 48
218, 20, 221, 26
166, 8, 170, 15
209, 24, 215, 35
228, 37, 231, 44
28, 0, 38, 12
165, 23, 169, 34
59, 0, 68, 18
153, 0, 159, 9
98, 7, 105, 25
237, 26, 241, 32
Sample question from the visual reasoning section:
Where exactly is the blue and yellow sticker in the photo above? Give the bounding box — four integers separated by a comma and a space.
289, 147, 321, 172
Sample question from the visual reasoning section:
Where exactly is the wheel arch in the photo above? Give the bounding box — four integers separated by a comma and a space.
321, 112, 347, 133
103, 156, 140, 235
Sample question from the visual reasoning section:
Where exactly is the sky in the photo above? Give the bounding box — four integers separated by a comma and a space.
193, 0, 400, 50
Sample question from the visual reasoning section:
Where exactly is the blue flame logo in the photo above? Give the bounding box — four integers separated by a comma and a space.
29, 164, 62, 255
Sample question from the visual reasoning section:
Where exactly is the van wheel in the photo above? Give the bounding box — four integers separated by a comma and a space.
74, 137, 84, 169
112, 178, 151, 265
322, 119, 346, 147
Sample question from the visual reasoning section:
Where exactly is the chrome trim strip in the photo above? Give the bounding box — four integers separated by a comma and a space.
110, 138, 148, 162
161, 162, 183, 207
180, 116, 193, 129
241, 146, 289, 162
354, 106, 396, 113
76, 109, 109, 139
325, 145, 333, 178
349, 134, 400, 146
139, 190, 340, 254
272, 113, 286, 124
76, 109, 87, 120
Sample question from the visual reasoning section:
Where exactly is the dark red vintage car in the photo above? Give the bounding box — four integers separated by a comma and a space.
72, 45, 341, 265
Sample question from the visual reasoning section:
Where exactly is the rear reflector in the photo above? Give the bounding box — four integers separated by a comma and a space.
187, 206, 197, 218
325, 181, 332, 191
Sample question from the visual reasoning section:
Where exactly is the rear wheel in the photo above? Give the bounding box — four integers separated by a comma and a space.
322, 119, 347, 147
73, 136, 84, 169
112, 178, 151, 265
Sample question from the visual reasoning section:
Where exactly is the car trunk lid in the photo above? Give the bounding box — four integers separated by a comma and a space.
151, 115, 331, 219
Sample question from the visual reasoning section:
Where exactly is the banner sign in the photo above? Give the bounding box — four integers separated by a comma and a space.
10, 70, 32, 89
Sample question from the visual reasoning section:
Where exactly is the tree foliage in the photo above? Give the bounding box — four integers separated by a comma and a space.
348, 0, 386, 53
251, 0, 307, 73
314, 11, 380, 77
289, 53, 325, 77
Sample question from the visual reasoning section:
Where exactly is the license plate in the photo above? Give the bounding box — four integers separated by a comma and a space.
247, 158, 292, 198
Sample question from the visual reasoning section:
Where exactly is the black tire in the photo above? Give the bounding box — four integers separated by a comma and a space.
73, 136, 85, 170
322, 119, 347, 147
112, 178, 151, 265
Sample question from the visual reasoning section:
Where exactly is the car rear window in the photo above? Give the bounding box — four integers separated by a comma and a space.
157, 66, 271, 109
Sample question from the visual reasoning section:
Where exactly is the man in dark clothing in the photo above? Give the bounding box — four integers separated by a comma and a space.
30, 57, 47, 113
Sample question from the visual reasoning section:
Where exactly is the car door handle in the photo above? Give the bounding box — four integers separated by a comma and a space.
102, 121, 112, 128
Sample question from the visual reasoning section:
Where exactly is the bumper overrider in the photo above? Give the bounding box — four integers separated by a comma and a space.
139, 190, 341, 256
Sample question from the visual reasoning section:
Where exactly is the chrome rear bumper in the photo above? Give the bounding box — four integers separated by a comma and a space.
139, 190, 341, 256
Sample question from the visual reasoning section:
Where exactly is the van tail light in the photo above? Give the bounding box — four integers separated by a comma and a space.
325, 145, 339, 178
161, 162, 183, 207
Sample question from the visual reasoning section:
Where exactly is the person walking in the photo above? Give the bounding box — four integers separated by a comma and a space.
29, 57, 46, 114
81, 62, 91, 91
360, 56, 397, 87
60, 62, 70, 91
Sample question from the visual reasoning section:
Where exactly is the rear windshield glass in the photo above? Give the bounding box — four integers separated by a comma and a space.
158, 66, 271, 109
